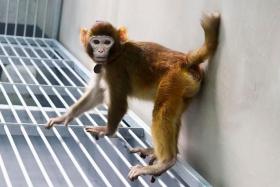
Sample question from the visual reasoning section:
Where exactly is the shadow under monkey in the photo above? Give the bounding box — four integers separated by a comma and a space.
46, 12, 220, 182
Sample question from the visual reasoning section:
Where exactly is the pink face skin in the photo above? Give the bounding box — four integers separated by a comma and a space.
89, 35, 114, 63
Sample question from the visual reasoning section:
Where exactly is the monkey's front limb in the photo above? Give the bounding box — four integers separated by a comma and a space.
86, 88, 128, 139
46, 75, 104, 129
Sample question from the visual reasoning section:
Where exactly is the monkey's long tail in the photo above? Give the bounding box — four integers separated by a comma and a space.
186, 12, 220, 67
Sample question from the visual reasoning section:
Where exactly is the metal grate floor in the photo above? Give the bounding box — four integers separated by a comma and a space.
0, 35, 197, 187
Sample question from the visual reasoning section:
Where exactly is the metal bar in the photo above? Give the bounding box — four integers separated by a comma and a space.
51, 0, 62, 38
14, 0, 20, 36
0, 80, 84, 90
23, 0, 30, 37
0, 42, 57, 50
0, 103, 66, 113
42, 0, 48, 38
4, 0, 10, 35
33, 0, 39, 38
0, 154, 12, 187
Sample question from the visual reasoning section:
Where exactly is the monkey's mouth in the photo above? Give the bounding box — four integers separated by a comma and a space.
94, 57, 108, 63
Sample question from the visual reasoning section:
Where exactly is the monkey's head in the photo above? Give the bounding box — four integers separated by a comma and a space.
80, 21, 128, 64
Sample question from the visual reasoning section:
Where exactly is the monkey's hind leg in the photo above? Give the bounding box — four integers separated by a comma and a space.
128, 75, 185, 181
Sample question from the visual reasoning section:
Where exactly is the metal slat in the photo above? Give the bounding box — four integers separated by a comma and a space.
23, 0, 30, 37
33, 0, 39, 38
0, 150, 12, 187
42, 0, 48, 38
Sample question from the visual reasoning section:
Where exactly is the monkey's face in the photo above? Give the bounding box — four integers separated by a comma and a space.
89, 35, 115, 63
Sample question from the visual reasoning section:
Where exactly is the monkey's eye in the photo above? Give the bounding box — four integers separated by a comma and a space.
93, 40, 100, 44
104, 40, 111, 45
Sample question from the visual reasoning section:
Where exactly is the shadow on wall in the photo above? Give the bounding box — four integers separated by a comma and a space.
180, 22, 226, 187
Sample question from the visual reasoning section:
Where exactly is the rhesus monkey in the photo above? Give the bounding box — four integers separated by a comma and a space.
46, 12, 220, 181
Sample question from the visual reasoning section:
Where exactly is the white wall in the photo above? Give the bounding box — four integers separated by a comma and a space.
59, 1, 280, 187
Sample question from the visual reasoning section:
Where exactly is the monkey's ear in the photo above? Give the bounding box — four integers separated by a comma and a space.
80, 28, 90, 48
118, 26, 128, 43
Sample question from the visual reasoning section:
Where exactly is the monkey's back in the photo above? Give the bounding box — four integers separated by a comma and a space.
118, 41, 202, 100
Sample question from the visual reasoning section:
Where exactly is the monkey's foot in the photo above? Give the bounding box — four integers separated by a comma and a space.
85, 126, 109, 140
128, 158, 176, 182
129, 147, 157, 165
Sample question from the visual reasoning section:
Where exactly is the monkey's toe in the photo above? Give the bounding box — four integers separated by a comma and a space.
128, 164, 145, 181
129, 147, 154, 158
149, 155, 157, 165
85, 126, 107, 140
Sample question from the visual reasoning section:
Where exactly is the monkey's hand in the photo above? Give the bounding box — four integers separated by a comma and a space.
85, 126, 111, 140
45, 114, 74, 129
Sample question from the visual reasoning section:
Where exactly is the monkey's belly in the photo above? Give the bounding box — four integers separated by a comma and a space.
130, 85, 157, 100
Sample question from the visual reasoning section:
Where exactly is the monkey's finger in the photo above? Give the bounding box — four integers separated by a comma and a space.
94, 135, 99, 140
64, 118, 72, 127
151, 176, 156, 183
129, 147, 141, 153
45, 119, 54, 129
149, 157, 156, 165
129, 147, 147, 158
85, 128, 101, 140
140, 153, 146, 159
128, 170, 137, 181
